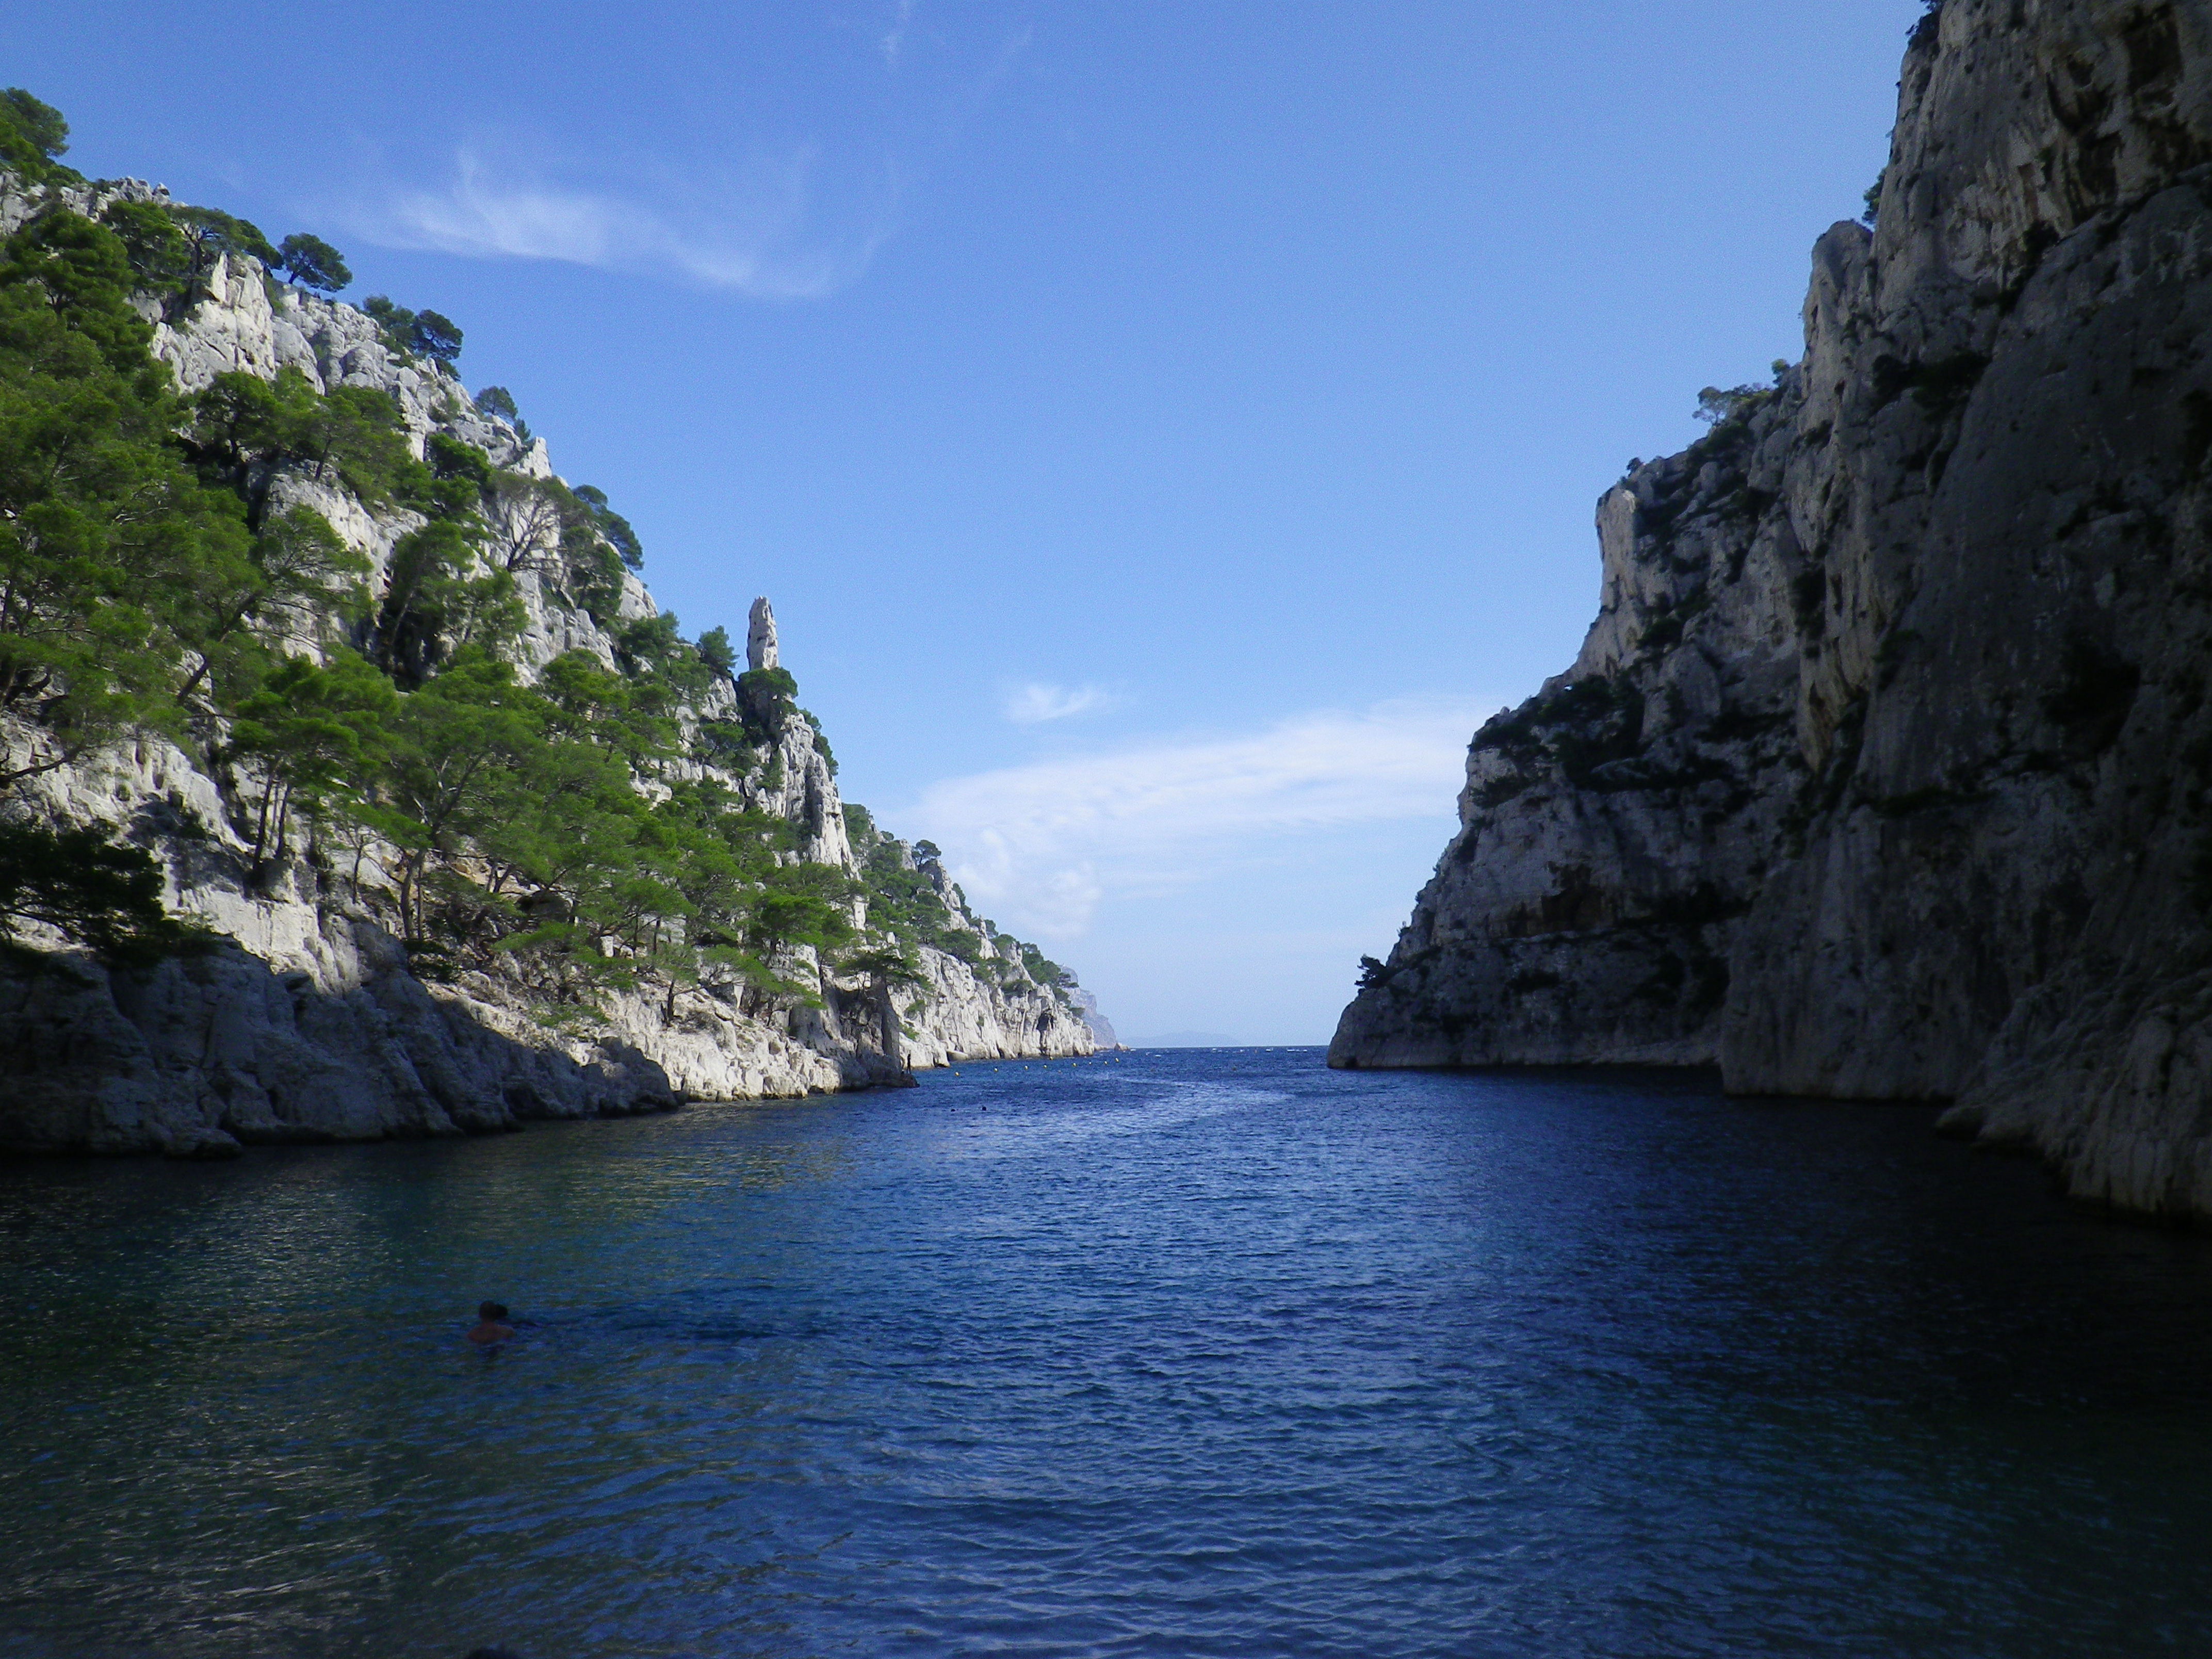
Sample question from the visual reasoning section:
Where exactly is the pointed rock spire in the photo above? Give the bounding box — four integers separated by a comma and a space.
746, 596, 778, 672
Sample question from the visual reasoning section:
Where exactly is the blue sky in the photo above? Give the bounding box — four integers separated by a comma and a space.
11, 1, 1923, 1045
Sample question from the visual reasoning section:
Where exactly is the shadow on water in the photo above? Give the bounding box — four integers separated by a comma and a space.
3, 1050, 2210, 1657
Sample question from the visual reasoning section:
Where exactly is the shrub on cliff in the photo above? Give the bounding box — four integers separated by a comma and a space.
801, 709, 836, 775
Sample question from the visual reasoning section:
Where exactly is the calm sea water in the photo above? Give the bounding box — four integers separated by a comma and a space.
3, 1050, 2211, 1658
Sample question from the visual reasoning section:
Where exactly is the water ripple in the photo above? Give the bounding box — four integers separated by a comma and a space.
3, 1052, 2211, 1656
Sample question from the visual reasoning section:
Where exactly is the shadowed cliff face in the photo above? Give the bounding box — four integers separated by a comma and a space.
1335, 0, 2212, 1222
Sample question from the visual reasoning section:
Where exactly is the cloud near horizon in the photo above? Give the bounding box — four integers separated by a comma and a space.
905, 697, 1493, 939
346, 145, 890, 300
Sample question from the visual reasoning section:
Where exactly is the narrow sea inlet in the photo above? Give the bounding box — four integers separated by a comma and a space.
4, 1053, 2210, 1657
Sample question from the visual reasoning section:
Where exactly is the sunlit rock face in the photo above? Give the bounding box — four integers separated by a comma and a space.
746, 596, 779, 672
1336, 0, 2212, 1222
0, 182, 1094, 1157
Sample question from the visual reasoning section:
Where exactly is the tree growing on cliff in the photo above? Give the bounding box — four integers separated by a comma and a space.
736, 664, 799, 742
474, 384, 533, 444
483, 471, 567, 576
0, 821, 199, 963
372, 521, 522, 686
0, 89, 74, 184
0, 210, 252, 776
94, 201, 280, 322
1694, 384, 1768, 427
276, 233, 351, 295
370, 649, 547, 941
426, 431, 497, 518
362, 296, 463, 365
98, 201, 193, 298
362, 294, 413, 351
572, 485, 643, 571
481, 473, 644, 623
169, 207, 278, 317
185, 368, 329, 531
2, 208, 164, 372
227, 650, 397, 883
184, 369, 433, 529
411, 308, 463, 365
172, 505, 367, 707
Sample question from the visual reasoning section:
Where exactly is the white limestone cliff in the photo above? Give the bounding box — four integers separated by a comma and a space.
746, 596, 779, 672
1333, 0, 2212, 1222
0, 184, 1096, 1156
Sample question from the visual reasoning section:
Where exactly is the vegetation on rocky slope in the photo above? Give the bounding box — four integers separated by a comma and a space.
0, 88, 1079, 1033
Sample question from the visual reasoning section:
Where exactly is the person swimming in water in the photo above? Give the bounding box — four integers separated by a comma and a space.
466, 1301, 517, 1346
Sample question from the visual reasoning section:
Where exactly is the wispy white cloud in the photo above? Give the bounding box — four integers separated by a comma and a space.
1002, 681, 1116, 725
881, 0, 919, 67
348, 145, 890, 300
907, 697, 1492, 938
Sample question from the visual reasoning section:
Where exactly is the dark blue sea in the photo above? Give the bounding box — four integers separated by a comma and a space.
3, 1050, 2210, 1657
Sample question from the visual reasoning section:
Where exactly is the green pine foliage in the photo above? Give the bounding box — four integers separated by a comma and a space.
0, 820, 205, 965
473, 384, 533, 445
0, 207, 254, 774
0, 92, 1058, 1033
0, 89, 77, 187
840, 805, 1078, 999
571, 484, 642, 570
364, 295, 464, 365
275, 232, 350, 295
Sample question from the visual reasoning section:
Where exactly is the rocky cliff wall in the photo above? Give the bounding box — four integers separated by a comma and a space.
1333, 0, 2212, 1222
0, 177, 1093, 1158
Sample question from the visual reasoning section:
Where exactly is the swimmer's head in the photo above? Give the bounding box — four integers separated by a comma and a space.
478, 1301, 509, 1322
